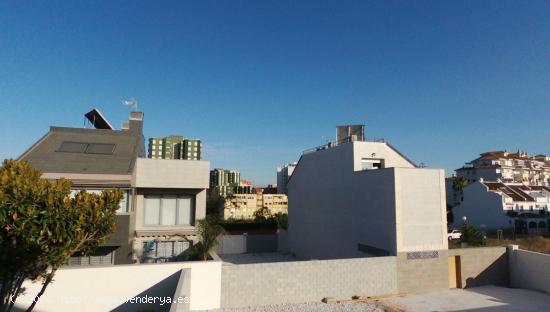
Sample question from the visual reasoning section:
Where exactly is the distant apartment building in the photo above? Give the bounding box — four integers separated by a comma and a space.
224, 193, 288, 220
277, 162, 297, 194
148, 135, 202, 160
452, 180, 550, 235
288, 125, 448, 259
19, 109, 209, 265
210, 168, 241, 197
448, 150, 550, 235
455, 151, 550, 186
254, 184, 278, 194
235, 179, 253, 194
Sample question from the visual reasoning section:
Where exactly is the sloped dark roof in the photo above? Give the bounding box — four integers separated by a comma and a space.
19, 126, 143, 175
482, 181, 536, 202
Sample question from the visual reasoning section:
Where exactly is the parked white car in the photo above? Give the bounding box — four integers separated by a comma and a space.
447, 230, 462, 240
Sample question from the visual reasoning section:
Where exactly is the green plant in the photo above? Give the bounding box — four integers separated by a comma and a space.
206, 191, 225, 217
0, 160, 122, 312
273, 212, 288, 230
253, 206, 272, 222
452, 176, 468, 193
186, 215, 225, 261
460, 223, 483, 246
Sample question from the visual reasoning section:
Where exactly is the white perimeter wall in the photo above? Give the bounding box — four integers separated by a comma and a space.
15, 261, 221, 312
509, 246, 550, 294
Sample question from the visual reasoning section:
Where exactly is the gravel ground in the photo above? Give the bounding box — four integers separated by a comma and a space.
202, 301, 385, 312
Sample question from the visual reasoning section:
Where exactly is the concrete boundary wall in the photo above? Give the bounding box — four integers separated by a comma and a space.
16, 261, 221, 312
397, 247, 508, 293
221, 256, 397, 308
217, 234, 279, 255
509, 246, 550, 294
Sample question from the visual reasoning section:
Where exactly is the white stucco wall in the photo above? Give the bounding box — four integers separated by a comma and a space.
289, 143, 373, 259
395, 168, 448, 252
15, 261, 222, 312
452, 182, 511, 230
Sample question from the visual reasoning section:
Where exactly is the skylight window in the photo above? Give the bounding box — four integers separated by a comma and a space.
58, 142, 88, 153
57, 142, 115, 155
85, 143, 115, 155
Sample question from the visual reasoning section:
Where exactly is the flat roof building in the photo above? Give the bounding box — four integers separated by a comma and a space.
288, 126, 448, 259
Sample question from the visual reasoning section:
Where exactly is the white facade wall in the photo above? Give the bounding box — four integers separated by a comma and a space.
288, 142, 447, 259
396, 168, 448, 252
452, 182, 512, 230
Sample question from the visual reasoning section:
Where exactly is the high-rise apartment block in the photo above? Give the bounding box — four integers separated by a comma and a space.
210, 168, 241, 197
277, 162, 297, 194
148, 135, 202, 160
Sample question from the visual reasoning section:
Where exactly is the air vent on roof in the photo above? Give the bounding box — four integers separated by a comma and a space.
57, 142, 115, 155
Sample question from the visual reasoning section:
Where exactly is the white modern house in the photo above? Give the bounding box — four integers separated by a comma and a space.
287, 126, 448, 259
452, 180, 550, 235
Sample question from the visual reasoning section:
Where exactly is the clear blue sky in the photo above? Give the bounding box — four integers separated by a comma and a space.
1, 1, 549, 185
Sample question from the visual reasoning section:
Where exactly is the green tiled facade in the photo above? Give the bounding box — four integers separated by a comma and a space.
148, 135, 202, 160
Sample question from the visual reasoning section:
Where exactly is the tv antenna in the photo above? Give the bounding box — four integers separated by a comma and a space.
123, 98, 138, 111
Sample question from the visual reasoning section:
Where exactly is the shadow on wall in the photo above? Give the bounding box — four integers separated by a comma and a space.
463, 253, 509, 288
111, 270, 182, 312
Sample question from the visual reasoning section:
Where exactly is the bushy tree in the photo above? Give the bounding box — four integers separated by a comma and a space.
273, 212, 288, 230
253, 206, 272, 222
186, 215, 225, 261
460, 223, 483, 246
0, 160, 122, 312
206, 191, 225, 217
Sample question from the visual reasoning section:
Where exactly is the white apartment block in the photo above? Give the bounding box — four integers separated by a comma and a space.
452, 180, 550, 235
456, 151, 550, 186
288, 127, 448, 259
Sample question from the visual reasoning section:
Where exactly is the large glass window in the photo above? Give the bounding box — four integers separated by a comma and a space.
177, 197, 193, 225
144, 195, 194, 226
144, 197, 161, 225
161, 197, 177, 225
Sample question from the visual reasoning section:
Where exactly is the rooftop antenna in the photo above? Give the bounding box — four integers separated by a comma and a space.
123, 98, 138, 111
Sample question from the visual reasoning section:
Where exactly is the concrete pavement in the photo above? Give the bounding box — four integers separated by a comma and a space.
384, 285, 550, 312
